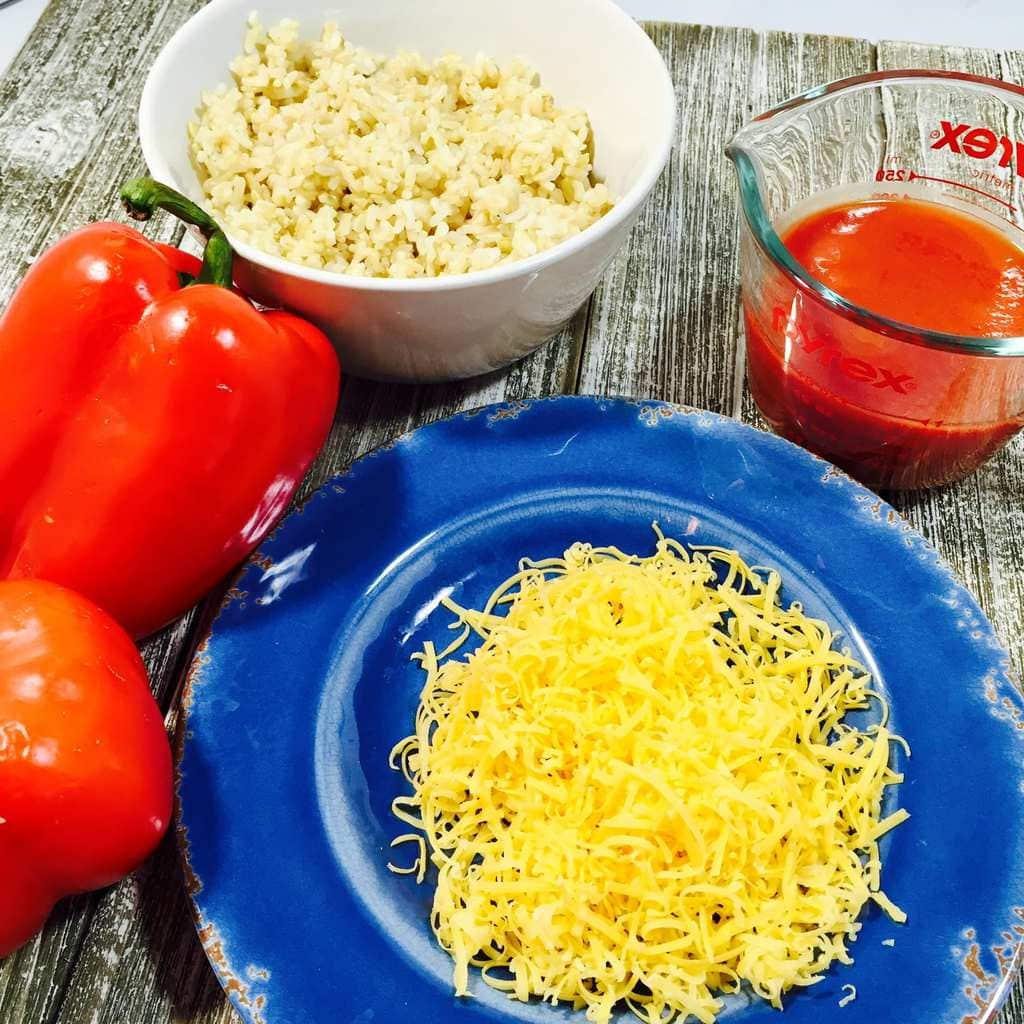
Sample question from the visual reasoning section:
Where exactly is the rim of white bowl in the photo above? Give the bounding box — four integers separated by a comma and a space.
138, 0, 676, 293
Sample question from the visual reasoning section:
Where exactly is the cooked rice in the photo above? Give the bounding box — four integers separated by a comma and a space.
188, 16, 615, 278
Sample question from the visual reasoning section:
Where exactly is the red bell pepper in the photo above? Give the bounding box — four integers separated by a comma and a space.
0, 579, 171, 957
0, 180, 340, 637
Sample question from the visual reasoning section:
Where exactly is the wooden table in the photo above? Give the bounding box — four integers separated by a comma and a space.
1, 2, 1022, 1021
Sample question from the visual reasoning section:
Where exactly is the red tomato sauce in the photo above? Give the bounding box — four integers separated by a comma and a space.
744, 197, 1024, 489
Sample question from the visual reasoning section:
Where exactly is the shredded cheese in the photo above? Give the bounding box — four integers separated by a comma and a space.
838, 983, 857, 1008
388, 531, 909, 1023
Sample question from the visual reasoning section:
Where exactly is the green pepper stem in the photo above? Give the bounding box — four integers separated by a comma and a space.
121, 178, 219, 235
120, 177, 234, 290
196, 230, 234, 289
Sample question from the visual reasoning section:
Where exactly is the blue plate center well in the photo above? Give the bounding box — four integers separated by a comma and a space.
313, 483, 899, 1020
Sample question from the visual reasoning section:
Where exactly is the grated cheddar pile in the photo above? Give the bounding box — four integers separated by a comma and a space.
388, 531, 909, 1024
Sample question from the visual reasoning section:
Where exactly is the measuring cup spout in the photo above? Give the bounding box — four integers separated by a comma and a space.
723, 117, 771, 165
723, 129, 767, 247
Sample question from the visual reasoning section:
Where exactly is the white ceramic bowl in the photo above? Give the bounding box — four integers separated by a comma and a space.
139, 0, 675, 381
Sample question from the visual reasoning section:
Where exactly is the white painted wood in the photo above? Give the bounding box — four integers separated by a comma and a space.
5, 0, 1024, 78
0, 6, 1022, 1024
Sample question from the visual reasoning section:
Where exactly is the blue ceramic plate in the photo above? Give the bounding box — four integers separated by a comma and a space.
178, 397, 1024, 1024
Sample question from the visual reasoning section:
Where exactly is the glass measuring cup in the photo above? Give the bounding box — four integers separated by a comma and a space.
726, 71, 1024, 490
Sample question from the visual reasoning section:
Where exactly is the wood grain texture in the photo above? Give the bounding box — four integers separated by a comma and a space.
0, 4, 1022, 1023
0, 0, 210, 306
577, 23, 756, 412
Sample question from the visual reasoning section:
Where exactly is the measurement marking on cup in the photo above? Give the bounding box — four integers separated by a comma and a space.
908, 170, 1016, 212
876, 166, 1016, 210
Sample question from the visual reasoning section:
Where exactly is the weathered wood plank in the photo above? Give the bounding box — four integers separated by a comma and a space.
51, 831, 239, 1024
0, 0, 211, 301
299, 303, 588, 495
576, 23, 756, 413
1, 4, 1022, 1024
0, 894, 96, 1024
876, 39, 1005, 77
